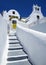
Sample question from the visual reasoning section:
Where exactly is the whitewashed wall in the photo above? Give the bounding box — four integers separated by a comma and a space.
16, 24, 46, 65
0, 15, 7, 64
30, 20, 46, 33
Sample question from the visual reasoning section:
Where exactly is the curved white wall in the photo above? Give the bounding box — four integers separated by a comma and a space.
30, 18, 46, 33
16, 24, 46, 65
0, 15, 7, 64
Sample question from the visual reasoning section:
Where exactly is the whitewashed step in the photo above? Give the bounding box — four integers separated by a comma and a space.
9, 42, 19, 44
8, 47, 23, 50
7, 54, 28, 60
8, 49, 27, 57
9, 32, 16, 36
9, 44, 21, 48
6, 34, 31, 65
9, 44, 22, 49
9, 34, 16, 36
7, 55, 28, 61
9, 39, 18, 40
9, 40, 19, 43
9, 36, 17, 39
8, 49, 23, 51
6, 59, 31, 65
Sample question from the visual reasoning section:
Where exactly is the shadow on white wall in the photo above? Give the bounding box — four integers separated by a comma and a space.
16, 24, 46, 65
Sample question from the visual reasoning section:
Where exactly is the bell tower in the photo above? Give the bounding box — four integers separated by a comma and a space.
27, 5, 44, 24
33, 4, 44, 20
33, 4, 41, 12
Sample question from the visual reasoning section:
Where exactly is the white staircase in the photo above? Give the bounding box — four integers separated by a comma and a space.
5, 33, 32, 65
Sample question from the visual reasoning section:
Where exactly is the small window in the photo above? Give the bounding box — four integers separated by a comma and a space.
37, 8, 39, 11
35, 7, 39, 11
37, 15, 40, 20
12, 11, 15, 14
12, 20, 17, 24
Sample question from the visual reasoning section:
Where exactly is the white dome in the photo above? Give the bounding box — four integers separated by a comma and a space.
8, 9, 20, 19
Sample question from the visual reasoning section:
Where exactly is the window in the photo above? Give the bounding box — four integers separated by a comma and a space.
12, 11, 15, 14
12, 20, 17, 24
37, 15, 40, 20
35, 7, 39, 11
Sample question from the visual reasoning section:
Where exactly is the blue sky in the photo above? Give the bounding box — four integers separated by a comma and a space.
0, 0, 46, 17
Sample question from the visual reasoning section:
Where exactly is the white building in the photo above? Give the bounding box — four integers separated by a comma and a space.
3, 9, 20, 20
26, 5, 44, 26
2, 5, 44, 28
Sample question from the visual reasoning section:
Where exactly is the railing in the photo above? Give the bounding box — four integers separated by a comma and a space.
16, 23, 46, 65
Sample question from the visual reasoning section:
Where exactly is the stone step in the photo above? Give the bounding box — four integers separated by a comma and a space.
9, 40, 19, 43
8, 49, 27, 57
9, 34, 16, 36
8, 49, 23, 52
6, 59, 31, 65
9, 44, 21, 48
9, 32, 16, 36
8, 47, 23, 50
7, 55, 28, 61
9, 39, 18, 40
6, 34, 31, 65
9, 42, 19, 44
9, 36, 17, 40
